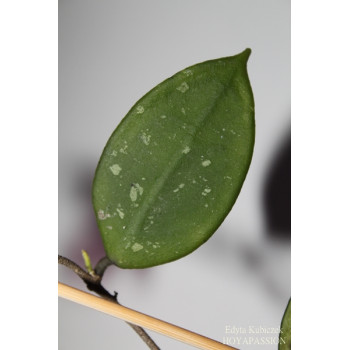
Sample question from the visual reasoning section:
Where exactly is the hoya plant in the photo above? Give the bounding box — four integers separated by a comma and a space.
59, 49, 291, 350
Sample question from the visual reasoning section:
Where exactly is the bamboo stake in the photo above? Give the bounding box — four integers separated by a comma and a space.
58, 282, 238, 350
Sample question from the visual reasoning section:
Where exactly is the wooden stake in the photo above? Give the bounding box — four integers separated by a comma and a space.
58, 282, 238, 350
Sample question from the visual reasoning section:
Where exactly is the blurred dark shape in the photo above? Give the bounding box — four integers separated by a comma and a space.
74, 161, 97, 201
60, 161, 106, 266
263, 130, 291, 240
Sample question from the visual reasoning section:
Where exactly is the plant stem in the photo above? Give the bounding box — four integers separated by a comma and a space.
94, 255, 113, 277
58, 255, 100, 284
58, 254, 161, 350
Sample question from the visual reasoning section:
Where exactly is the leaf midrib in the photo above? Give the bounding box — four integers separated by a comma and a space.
125, 75, 235, 239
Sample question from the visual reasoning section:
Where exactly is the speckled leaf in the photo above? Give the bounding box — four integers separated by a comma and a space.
92, 49, 255, 268
279, 299, 291, 350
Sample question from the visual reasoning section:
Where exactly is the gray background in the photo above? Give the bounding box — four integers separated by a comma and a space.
58, 0, 290, 349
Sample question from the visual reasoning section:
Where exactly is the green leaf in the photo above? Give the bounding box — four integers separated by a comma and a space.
92, 49, 255, 268
279, 299, 291, 350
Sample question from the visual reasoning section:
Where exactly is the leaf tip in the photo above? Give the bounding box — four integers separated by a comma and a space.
239, 48, 252, 62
